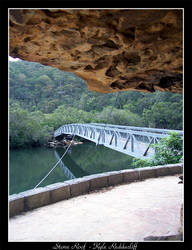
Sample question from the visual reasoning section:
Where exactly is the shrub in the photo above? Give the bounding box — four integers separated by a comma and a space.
133, 132, 183, 168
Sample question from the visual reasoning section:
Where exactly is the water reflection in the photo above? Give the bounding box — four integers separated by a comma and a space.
55, 142, 134, 177
9, 142, 134, 195
55, 149, 89, 179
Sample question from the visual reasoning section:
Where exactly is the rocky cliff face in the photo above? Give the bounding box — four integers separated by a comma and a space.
9, 9, 183, 93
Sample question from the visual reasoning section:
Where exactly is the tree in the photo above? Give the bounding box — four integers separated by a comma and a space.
143, 101, 182, 129
9, 103, 53, 148
95, 107, 144, 126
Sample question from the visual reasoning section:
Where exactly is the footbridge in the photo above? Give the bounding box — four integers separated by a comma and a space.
54, 123, 183, 159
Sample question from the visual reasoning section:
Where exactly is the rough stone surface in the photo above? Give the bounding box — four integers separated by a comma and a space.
9, 175, 183, 242
168, 164, 183, 175
108, 172, 123, 186
89, 174, 108, 191
66, 179, 90, 197
144, 233, 183, 241
122, 169, 140, 182
154, 165, 171, 176
24, 188, 50, 210
9, 195, 25, 217
9, 9, 183, 93
47, 183, 70, 203
139, 167, 157, 180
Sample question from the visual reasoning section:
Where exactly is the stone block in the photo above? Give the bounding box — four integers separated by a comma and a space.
138, 167, 156, 180
154, 166, 171, 176
24, 188, 51, 210
65, 178, 90, 197
48, 183, 70, 203
108, 172, 123, 186
168, 164, 183, 175
89, 173, 108, 191
9, 194, 24, 217
122, 169, 140, 183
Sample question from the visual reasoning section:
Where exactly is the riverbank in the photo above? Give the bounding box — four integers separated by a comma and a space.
47, 139, 83, 148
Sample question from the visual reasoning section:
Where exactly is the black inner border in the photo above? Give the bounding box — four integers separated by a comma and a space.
1, 1, 192, 250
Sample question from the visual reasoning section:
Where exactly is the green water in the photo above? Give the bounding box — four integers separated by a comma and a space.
9, 142, 134, 195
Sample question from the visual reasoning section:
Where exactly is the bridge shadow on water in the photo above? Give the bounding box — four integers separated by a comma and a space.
55, 148, 88, 179
55, 141, 134, 180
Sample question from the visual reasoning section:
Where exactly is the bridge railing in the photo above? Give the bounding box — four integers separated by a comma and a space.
54, 123, 183, 159
89, 123, 183, 135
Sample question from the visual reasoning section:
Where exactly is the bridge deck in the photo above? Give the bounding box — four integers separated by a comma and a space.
54, 123, 183, 159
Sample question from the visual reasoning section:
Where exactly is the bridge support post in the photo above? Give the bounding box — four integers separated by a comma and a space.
143, 137, 154, 156
115, 134, 117, 147
109, 133, 114, 145
123, 135, 130, 150
131, 136, 134, 152
102, 130, 105, 144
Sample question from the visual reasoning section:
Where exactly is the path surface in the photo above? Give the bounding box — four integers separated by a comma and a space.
9, 175, 183, 242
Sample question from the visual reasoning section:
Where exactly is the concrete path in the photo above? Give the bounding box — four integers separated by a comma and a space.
9, 175, 183, 242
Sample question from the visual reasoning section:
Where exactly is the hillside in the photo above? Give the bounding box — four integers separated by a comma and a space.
9, 60, 183, 148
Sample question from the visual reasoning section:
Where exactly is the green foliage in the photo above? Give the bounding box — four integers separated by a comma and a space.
132, 158, 153, 168
151, 132, 183, 165
9, 60, 86, 112
9, 60, 183, 148
9, 103, 53, 148
94, 107, 144, 126
143, 102, 183, 129
133, 132, 183, 168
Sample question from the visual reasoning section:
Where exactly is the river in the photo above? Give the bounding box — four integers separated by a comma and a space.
9, 142, 135, 195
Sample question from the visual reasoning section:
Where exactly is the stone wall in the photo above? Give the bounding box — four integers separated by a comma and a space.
9, 163, 183, 217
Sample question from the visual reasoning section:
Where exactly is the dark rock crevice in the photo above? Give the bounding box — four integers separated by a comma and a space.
158, 74, 182, 88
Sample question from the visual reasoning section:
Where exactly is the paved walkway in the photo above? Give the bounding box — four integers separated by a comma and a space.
9, 175, 183, 242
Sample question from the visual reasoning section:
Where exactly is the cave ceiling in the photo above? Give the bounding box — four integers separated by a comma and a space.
9, 9, 183, 93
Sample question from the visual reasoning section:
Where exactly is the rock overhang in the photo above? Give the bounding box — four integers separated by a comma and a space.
9, 9, 183, 93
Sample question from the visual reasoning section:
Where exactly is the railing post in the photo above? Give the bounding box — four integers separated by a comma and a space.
143, 137, 154, 156
131, 135, 134, 152
97, 131, 101, 144
123, 134, 130, 149
109, 133, 115, 145
115, 133, 117, 147
90, 129, 93, 139
103, 130, 105, 144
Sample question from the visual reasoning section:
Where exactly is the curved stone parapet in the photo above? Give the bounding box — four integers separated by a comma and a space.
9, 163, 183, 217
